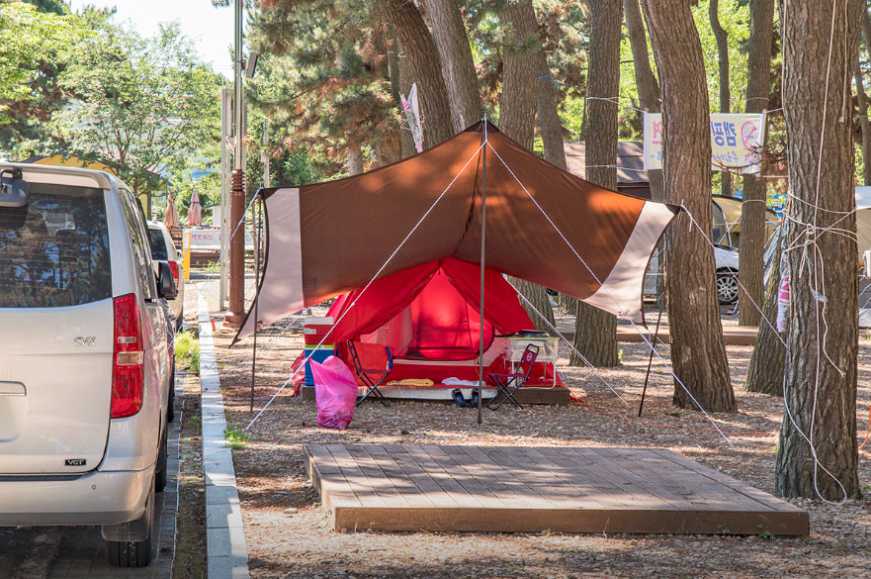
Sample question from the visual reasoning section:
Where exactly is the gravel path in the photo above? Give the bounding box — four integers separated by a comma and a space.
208, 293, 871, 579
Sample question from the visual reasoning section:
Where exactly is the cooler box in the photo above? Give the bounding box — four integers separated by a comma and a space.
303, 317, 335, 387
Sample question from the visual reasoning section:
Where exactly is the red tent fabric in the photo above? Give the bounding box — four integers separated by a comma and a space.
326, 257, 532, 360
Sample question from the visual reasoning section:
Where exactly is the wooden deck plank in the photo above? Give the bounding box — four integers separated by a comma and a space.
304, 444, 809, 536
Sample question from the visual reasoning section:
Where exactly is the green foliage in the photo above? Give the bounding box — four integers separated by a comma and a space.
52, 21, 225, 194
175, 330, 201, 375
224, 426, 249, 450
0, 2, 87, 157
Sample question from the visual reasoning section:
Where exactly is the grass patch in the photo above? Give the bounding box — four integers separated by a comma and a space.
225, 426, 249, 450
202, 260, 221, 274
175, 330, 200, 375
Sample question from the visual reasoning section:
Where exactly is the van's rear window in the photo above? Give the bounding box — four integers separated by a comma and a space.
0, 183, 111, 308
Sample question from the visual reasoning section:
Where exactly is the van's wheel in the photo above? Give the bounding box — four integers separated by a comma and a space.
154, 429, 168, 493
105, 485, 155, 567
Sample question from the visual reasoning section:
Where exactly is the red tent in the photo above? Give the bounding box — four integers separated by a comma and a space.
297, 257, 561, 391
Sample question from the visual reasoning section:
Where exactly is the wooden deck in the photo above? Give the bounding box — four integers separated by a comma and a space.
305, 444, 809, 536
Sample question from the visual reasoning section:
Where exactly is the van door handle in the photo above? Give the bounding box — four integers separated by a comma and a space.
0, 382, 26, 396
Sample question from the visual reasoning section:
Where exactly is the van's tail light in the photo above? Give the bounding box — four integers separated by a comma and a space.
112, 293, 144, 418
168, 260, 180, 286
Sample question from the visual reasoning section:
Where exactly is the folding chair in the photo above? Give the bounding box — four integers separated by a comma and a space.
346, 341, 394, 407
487, 343, 539, 410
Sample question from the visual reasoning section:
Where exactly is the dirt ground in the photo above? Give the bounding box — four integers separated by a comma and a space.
172, 370, 206, 579
210, 307, 871, 579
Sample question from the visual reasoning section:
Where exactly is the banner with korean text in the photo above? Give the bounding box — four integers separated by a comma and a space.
643, 112, 766, 174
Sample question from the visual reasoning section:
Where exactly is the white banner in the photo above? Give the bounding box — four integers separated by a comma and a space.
187, 227, 253, 250
643, 112, 766, 174
402, 83, 423, 154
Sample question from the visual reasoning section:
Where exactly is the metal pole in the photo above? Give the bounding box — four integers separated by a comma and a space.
477, 119, 488, 425
250, 195, 262, 412
261, 119, 270, 188
228, 0, 246, 324
219, 87, 232, 310
638, 298, 664, 417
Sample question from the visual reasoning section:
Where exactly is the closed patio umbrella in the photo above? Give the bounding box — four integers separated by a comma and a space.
188, 189, 202, 227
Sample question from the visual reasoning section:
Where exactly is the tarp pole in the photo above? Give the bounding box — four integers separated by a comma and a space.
250, 194, 262, 413
477, 119, 489, 425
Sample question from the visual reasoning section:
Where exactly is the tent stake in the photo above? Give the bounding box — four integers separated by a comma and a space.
477, 118, 489, 426
638, 296, 664, 417
250, 194, 262, 413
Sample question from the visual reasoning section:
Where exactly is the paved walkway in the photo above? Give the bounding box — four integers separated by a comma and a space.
0, 386, 181, 579
198, 290, 250, 579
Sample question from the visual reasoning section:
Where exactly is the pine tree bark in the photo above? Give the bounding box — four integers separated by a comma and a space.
499, 0, 555, 331
856, 64, 871, 185
623, 0, 664, 203
347, 141, 363, 175
643, 0, 736, 412
536, 49, 567, 170
775, 0, 862, 500
499, 0, 540, 149
709, 0, 732, 197
739, 0, 775, 326
571, 0, 621, 368
745, 229, 785, 395
421, 0, 481, 133
378, 0, 453, 149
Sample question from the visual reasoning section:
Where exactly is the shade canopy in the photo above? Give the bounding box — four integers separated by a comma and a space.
237, 122, 678, 339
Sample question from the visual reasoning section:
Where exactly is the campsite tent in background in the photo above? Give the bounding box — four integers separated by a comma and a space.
236, 121, 678, 341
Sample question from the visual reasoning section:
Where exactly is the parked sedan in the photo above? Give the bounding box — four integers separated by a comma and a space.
147, 220, 185, 330
644, 245, 740, 305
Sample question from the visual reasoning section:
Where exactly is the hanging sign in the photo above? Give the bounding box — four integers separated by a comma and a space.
401, 83, 424, 154
643, 112, 766, 174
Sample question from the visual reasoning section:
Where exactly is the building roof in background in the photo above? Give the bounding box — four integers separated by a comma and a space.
564, 141, 647, 185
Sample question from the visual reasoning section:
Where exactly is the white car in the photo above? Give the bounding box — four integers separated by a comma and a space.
147, 220, 185, 330
644, 245, 740, 305
0, 164, 176, 567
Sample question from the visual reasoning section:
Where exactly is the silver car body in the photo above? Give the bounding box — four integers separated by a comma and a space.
147, 220, 185, 328
0, 163, 170, 529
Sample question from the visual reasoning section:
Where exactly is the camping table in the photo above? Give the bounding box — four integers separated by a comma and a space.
507, 336, 560, 386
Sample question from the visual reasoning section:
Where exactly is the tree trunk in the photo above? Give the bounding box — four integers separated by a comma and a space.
421, 0, 481, 133
623, 0, 664, 203
745, 228, 785, 395
499, 0, 555, 331
775, 0, 862, 500
739, 0, 775, 327
643, 0, 736, 413
499, 0, 540, 149
347, 141, 363, 175
709, 0, 732, 197
378, 0, 453, 149
571, 0, 621, 368
856, 65, 871, 185
536, 49, 567, 169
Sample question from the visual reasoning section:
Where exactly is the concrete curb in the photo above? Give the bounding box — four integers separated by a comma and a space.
198, 291, 250, 579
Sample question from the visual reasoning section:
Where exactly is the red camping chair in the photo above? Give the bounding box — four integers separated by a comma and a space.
488, 343, 539, 409
346, 341, 394, 407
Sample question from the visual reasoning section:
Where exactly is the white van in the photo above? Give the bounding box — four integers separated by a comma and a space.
0, 164, 175, 567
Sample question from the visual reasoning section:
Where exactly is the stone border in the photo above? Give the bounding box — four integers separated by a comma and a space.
198, 292, 250, 579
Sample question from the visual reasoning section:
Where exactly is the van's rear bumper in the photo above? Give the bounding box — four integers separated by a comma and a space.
0, 468, 151, 526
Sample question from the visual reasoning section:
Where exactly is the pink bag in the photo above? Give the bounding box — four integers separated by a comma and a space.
311, 356, 358, 429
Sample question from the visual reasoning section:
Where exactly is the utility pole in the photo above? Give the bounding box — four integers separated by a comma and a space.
219, 87, 232, 310
261, 119, 270, 188
228, 0, 246, 325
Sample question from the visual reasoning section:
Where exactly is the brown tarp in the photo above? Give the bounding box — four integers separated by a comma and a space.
237, 122, 678, 339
